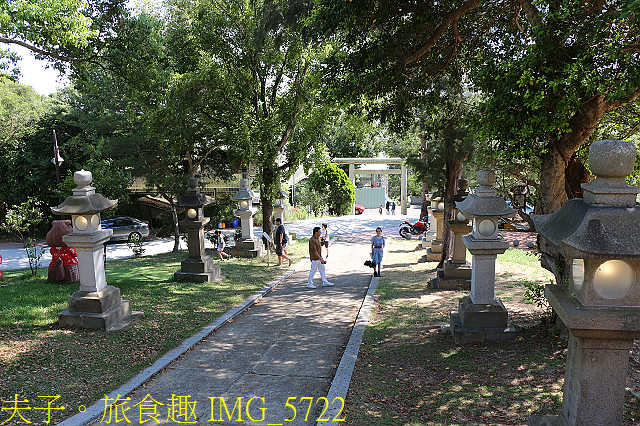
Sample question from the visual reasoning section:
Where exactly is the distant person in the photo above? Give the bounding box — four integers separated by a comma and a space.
391, 201, 396, 215
320, 223, 329, 258
214, 230, 231, 261
370, 227, 385, 277
385, 200, 390, 215
307, 226, 333, 288
378, 204, 383, 215
274, 218, 292, 266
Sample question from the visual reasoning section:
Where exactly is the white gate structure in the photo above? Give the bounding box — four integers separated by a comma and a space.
334, 157, 408, 215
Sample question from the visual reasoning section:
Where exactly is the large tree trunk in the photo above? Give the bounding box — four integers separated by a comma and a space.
419, 134, 430, 220
537, 94, 608, 283
437, 160, 463, 269
170, 202, 180, 253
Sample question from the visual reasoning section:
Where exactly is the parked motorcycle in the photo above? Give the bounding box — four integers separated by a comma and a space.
399, 216, 430, 239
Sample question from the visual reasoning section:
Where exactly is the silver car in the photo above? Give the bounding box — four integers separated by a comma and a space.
101, 216, 150, 241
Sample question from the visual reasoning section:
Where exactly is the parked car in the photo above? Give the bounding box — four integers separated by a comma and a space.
101, 216, 150, 242
355, 204, 365, 214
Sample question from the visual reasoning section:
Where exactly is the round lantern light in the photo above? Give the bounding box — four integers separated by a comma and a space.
91, 214, 100, 229
240, 200, 250, 209
456, 211, 466, 222
593, 260, 635, 299
571, 259, 585, 290
75, 216, 88, 231
437, 202, 445, 210
478, 219, 496, 236
187, 208, 198, 219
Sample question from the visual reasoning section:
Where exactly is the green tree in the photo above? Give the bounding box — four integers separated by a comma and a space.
84, 0, 332, 236
0, 0, 123, 78
0, 197, 46, 276
309, 161, 355, 215
313, 0, 640, 282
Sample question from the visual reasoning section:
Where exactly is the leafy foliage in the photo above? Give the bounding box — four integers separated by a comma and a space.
0, 197, 46, 276
308, 161, 355, 215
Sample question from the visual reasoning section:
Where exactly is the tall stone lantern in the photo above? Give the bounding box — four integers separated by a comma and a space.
174, 178, 220, 283
449, 169, 517, 343
273, 186, 287, 225
230, 179, 264, 258
53, 170, 142, 331
426, 197, 445, 261
432, 178, 473, 290
529, 139, 640, 426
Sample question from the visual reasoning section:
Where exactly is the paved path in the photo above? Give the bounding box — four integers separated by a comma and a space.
72, 237, 373, 425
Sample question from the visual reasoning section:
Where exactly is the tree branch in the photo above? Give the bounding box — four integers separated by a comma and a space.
404, 0, 480, 65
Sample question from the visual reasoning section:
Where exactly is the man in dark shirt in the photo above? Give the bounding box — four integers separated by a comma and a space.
274, 218, 292, 266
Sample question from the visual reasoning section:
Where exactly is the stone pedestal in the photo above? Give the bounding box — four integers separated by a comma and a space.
432, 220, 472, 289
230, 236, 264, 258
273, 205, 285, 225
450, 296, 516, 343
235, 208, 255, 239
59, 230, 143, 331
528, 285, 640, 426
426, 209, 445, 262
450, 234, 514, 344
174, 218, 221, 282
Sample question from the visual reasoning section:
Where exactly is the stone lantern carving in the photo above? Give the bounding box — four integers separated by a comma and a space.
426, 197, 445, 261
273, 186, 287, 225
52, 170, 142, 331
449, 169, 517, 343
529, 139, 640, 426
432, 178, 472, 290
230, 179, 264, 258
174, 178, 221, 282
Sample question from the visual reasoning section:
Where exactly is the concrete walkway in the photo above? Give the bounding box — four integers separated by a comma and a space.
64, 234, 380, 426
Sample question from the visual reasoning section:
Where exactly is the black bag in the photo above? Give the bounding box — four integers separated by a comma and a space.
364, 260, 374, 268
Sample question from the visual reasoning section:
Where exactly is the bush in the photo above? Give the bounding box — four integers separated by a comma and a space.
309, 162, 355, 216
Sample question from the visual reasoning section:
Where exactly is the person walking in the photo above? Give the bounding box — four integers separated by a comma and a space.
274, 218, 292, 266
214, 230, 231, 261
391, 201, 396, 215
385, 200, 390, 215
320, 223, 329, 258
307, 226, 334, 288
370, 227, 385, 277
378, 204, 383, 215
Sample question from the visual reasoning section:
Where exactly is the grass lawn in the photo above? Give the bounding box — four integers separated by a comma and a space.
0, 240, 307, 426
342, 238, 640, 425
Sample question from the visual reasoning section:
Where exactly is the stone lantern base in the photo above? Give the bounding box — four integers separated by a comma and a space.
430, 263, 472, 290
59, 285, 143, 331
174, 256, 222, 283
450, 296, 516, 344
230, 236, 265, 258
426, 242, 442, 262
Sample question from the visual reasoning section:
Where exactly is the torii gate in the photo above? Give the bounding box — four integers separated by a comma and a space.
334, 158, 408, 215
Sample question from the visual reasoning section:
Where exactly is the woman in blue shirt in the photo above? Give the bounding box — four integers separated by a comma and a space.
370, 227, 385, 277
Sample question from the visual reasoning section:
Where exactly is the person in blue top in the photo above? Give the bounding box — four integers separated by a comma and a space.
370, 227, 385, 277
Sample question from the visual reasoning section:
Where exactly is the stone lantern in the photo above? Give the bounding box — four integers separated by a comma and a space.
273, 186, 287, 225
230, 179, 264, 258
432, 178, 473, 290
449, 169, 517, 343
174, 178, 220, 283
52, 169, 142, 331
529, 139, 640, 426
426, 197, 445, 261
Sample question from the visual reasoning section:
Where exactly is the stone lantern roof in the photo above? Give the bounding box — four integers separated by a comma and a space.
175, 178, 212, 208
455, 170, 516, 218
51, 170, 117, 215
231, 178, 257, 201
446, 178, 470, 207
533, 138, 640, 259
